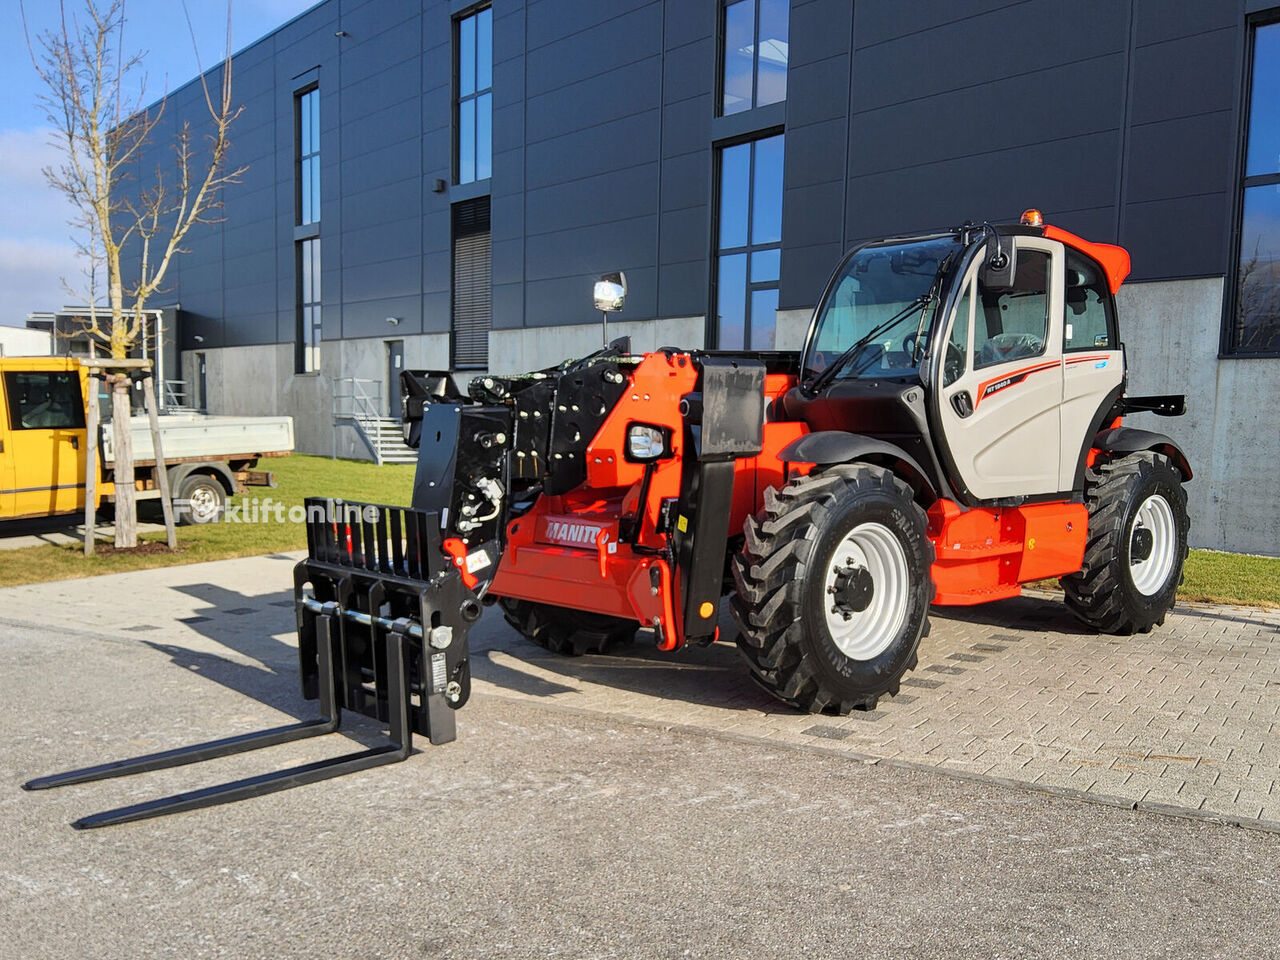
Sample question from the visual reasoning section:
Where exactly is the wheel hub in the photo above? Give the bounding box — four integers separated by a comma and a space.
829, 562, 874, 618
1130, 526, 1154, 563
1128, 493, 1177, 596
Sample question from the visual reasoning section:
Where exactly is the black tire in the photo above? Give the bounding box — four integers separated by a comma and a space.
176, 473, 226, 525
1062, 452, 1189, 634
499, 597, 638, 656
731, 464, 933, 714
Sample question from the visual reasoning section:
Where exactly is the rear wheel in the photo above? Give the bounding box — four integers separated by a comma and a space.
1063, 452, 1189, 634
176, 473, 226, 525
498, 597, 637, 656
731, 464, 932, 713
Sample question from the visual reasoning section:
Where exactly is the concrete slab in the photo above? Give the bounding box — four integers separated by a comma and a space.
1, 561, 1279, 958
0, 554, 1276, 830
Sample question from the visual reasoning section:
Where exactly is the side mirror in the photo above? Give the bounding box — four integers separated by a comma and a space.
980, 236, 1017, 291
594, 272, 627, 312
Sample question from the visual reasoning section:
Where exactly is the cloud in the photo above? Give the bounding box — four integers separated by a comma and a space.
0, 126, 87, 322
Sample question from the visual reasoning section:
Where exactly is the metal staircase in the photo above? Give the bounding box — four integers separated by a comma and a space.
332, 378, 417, 465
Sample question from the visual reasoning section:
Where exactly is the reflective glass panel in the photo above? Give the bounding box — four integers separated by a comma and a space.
460, 14, 476, 96
476, 92, 492, 181
722, 0, 753, 115
1236, 183, 1280, 352
750, 287, 778, 349
751, 248, 780, 283
1247, 22, 1280, 177
756, 0, 789, 107
751, 134, 784, 245
719, 143, 750, 249
477, 8, 492, 92
459, 98, 476, 184
717, 253, 748, 349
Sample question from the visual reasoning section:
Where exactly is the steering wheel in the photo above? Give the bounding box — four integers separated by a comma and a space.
901, 333, 922, 364
943, 342, 964, 385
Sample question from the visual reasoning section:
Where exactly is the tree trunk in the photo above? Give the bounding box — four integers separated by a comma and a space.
111, 375, 137, 549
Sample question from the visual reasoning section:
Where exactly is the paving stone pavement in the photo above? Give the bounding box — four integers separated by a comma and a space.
1, 553, 1277, 829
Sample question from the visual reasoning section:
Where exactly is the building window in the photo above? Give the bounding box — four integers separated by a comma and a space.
296, 87, 319, 225
1235, 17, 1280, 355
714, 134, 784, 349
721, 0, 789, 116
452, 197, 491, 368
456, 6, 492, 185
298, 238, 321, 373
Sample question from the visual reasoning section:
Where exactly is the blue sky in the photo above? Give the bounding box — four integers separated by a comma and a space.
0, 0, 320, 326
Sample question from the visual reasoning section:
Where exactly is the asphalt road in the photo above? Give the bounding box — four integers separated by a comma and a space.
2, 619, 1278, 960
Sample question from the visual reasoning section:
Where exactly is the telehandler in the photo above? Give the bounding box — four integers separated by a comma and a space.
25, 211, 1191, 827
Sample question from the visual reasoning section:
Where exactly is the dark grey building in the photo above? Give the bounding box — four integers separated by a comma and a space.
124, 0, 1280, 554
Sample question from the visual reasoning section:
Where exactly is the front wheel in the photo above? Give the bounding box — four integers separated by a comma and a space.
731, 464, 932, 714
1062, 452, 1189, 634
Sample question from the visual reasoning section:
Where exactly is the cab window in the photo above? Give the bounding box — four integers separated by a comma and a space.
1064, 250, 1116, 351
974, 249, 1050, 369
943, 281, 972, 387
3, 371, 86, 430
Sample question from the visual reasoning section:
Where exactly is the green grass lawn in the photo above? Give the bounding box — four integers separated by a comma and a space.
0, 454, 415, 587
0, 455, 1276, 609
1179, 549, 1280, 608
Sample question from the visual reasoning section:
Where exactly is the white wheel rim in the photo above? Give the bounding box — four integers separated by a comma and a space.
822, 521, 910, 661
189, 486, 219, 523
1129, 494, 1176, 596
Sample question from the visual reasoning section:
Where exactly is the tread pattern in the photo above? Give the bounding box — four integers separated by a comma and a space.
499, 597, 637, 656
1062, 452, 1189, 634
730, 464, 931, 714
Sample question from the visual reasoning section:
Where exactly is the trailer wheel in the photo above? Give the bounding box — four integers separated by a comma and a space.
1063, 452, 1189, 634
498, 598, 637, 656
177, 473, 226, 525
731, 464, 932, 714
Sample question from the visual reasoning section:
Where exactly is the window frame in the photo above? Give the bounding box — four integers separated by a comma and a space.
709, 129, 785, 349
1062, 249, 1118, 354
2, 370, 86, 432
717, 0, 789, 118
454, 5, 493, 187
1226, 10, 1280, 358
296, 237, 322, 375
295, 85, 320, 227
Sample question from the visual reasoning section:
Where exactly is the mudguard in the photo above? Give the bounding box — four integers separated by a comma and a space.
778, 431, 938, 500
1093, 426, 1193, 481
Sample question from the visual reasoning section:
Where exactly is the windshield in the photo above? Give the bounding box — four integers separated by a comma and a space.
803, 236, 961, 382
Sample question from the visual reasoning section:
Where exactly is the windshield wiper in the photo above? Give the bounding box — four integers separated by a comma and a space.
805, 293, 935, 395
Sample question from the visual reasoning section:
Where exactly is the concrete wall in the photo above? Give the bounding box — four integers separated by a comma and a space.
1119, 278, 1280, 557
185, 331, 449, 458
488, 315, 704, 374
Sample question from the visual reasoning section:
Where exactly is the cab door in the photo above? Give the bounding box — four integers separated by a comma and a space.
0, 364, 88, 517
1057, 248, 1125, 490
933, 237, 1065, 501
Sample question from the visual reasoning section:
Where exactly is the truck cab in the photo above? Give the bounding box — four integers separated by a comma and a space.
0, 356, 295, 524
0, 357, 89, 519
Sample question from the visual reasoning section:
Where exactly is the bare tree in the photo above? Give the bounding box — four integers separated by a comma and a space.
25, 0, 244, 547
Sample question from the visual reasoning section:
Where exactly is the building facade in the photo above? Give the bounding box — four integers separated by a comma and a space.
123, 0, 1280, 555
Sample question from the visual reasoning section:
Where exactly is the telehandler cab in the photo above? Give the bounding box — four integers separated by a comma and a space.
26, 211, 1192, 827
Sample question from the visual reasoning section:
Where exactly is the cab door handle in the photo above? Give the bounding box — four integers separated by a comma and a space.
70, 436, 80, 450
951, 391, 974, 418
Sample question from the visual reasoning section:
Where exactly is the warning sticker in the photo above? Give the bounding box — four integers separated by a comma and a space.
465, 549, 492, 574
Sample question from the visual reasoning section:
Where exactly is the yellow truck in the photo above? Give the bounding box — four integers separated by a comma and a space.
0, 356, 293, 523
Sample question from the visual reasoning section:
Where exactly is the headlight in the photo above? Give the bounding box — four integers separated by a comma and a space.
626, 423, 668, 462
